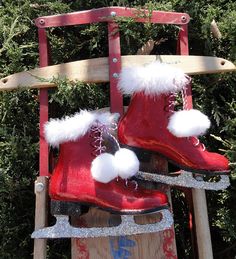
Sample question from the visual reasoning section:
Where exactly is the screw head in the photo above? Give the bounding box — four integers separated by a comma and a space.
112, 73, 119, 78
112, 58, 118, 63
35, 182, 44, 192
110, 11, 116, 17
39, 19, 45, 25
181, 16, 187, 23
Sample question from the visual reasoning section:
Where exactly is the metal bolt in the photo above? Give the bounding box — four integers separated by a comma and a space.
112, 58, 118, 63
110, 11, 116, 17
221, 60, 225, 66
2, 78, 8, 84
112, 73, 119, 78
181, 16, 187, 23
39, 19, 45, 25
35, 182, 44, 192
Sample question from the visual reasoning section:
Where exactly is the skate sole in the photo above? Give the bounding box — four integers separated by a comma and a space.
121, 144, 230, 176
50, 199, 169, 216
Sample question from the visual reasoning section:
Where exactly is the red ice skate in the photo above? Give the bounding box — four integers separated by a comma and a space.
31, 110, 174, 239
45, 110, 169, 215
117, 62, 230, 175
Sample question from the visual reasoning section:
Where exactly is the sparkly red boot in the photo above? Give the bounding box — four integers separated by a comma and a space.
117, 62, 230, 175
45, 110, 169, 215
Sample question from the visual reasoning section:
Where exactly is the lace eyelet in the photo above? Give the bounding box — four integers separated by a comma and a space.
193, 138, 200, 147
202, 144, 206, 151
125, 179, 138, 190
188, 137, 206, 151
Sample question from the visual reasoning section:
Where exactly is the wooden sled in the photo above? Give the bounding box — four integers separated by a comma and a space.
1, 7, 235, 259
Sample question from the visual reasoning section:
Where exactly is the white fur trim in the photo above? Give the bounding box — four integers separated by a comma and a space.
97, 112, 120, 126
114, 148, 139, 179
167, 109, 211, 137
44, 110, 119, 147
118, 61, 190, 96
91, 153, 118, 183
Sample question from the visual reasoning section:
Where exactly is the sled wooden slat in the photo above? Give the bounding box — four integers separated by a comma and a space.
192, 189, 213, 259
33, 176, 49, 259
71, 209, 176, 259
0, 55, 235, 91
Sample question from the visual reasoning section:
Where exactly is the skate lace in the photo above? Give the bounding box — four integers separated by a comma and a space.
182, 84, 206, 151
91, 121, 139, 189
125, 179, 138, 190
164, 75, 191, 114
116, 177, 138, 191
90, 122, 120, 157
164, 92, 178, 114
188, 136, 206, 151
90, 123, 107, 157
166, 78, 206, 152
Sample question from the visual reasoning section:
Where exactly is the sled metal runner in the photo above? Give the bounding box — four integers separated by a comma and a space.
137, 171, 230, 190
32, 209, 173, 239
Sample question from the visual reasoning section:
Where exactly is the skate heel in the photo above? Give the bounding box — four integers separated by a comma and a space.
120, 144, 152, 163
50, 200, 89, 217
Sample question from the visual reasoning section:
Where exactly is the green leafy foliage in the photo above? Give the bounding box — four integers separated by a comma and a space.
0, 0, 235, 258
49, 79, 109, 117
0, 90, 38, 258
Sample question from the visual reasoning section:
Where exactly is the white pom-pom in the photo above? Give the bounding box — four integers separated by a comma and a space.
118, 61, 190, 96
167, 109, 211, 137
114, 148, 140, 179
91, 153, 118, 183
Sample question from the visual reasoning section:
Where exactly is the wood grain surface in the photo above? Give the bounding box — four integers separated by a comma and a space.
1, 55, 235, 91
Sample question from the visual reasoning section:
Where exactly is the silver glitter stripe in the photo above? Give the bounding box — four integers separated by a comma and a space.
136, 171, 230, 190
31, 209, 173, 239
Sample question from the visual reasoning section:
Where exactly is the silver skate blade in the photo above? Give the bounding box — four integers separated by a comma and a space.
136, 171, 230, 190
31, 209, 173, 239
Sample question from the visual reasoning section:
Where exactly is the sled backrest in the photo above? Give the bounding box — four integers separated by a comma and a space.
36, 7, 190, 114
